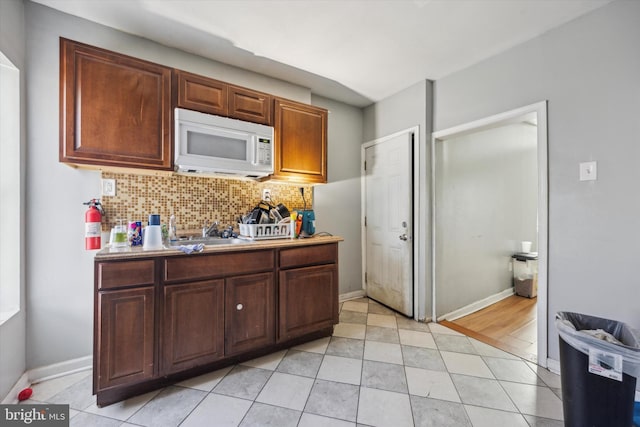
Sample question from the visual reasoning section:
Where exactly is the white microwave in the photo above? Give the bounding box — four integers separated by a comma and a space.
174, 108, 274, 178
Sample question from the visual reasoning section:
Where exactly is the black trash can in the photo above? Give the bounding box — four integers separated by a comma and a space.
556, 312, 640, 427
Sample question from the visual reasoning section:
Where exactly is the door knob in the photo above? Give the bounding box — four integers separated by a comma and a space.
236, 303, 243, 311
399, 234, 408, 241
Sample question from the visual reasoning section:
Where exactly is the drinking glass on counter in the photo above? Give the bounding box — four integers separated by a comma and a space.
111, 219, 128, 248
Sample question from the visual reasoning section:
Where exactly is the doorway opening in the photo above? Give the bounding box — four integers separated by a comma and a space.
431, 102, 548, 366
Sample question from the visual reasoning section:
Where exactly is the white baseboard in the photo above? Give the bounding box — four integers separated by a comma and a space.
1, 372, 30, 404
339, 289, 366, 302
28, 355, 93, 385
546, 358, 560, 375
1, 356, 92, 403
439, 288, 515, 322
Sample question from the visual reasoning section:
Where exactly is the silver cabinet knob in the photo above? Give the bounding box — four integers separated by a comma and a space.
399, 234, 408, 241
236, 303, 243, 311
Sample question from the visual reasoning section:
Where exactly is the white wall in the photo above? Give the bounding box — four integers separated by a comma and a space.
363, 80, 433, 319
312, 95, 364, 295
23, 1, 359, 369
434, 0, 640, 360
435, 123, 538, 316
0, 0, 27, 400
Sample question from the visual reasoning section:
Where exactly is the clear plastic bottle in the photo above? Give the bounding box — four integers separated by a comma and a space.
169, 215, 177, 242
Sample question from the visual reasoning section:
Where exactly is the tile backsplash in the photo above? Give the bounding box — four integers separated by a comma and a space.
100, 172, 313, 233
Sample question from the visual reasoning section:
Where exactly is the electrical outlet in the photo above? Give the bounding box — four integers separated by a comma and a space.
262, 188, 271, 201
102, 179, 116, 196
579, 161, 597, 181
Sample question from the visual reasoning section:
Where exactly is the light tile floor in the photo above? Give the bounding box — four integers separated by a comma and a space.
21, 298, 565, 426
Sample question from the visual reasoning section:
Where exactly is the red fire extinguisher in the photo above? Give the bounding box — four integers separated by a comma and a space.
83, 199, 104, 250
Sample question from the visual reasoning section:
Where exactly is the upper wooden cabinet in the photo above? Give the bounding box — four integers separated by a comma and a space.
175, 70, 228, 116
60, 39, 327, 178
228, 85, 273, 125
175, 70, 273, 125
273, 98, 328, 183
60, 38, 172, 170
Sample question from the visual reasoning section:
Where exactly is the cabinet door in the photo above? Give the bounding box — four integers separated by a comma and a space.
176, 70, 228, 116
229, 85, 272, 125
225, 272, 275, 355
162, 280, 225, 374
273, 98, 328, 183
60, 38, 172, 170
279, 264, 338, 342
96, 287, 155, 390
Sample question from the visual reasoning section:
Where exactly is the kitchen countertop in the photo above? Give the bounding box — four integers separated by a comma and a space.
94, 235, 343, 261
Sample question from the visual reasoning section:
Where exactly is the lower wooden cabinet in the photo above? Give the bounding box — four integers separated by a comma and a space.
161, 279, 225, 374
94, 241, 340, 406
279, 258, 338, 342
225, 272, 275, 355
96, 287, 155, 390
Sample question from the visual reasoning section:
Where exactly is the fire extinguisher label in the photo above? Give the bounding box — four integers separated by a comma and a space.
85, 222, 101, 238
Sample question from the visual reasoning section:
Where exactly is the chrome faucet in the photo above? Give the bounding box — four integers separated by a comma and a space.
202, 220, 220, 237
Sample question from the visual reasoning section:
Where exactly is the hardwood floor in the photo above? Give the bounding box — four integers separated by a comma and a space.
441, 295, 537, 363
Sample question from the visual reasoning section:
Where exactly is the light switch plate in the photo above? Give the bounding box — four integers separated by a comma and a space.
102, 179, 116, 196
579, 161, 597, 181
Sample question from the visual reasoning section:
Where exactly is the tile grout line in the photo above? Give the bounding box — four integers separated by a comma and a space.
174, 384, 210, 426
297, 346, 326, 426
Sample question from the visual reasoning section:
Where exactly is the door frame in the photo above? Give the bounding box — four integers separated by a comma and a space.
431, 101, 549, 367
361, 127, 420, 318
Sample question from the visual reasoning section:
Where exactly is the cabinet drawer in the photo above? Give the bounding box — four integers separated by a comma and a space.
97, 260, 156, 290
279, 244, 337, 269
164, 250, 274, 282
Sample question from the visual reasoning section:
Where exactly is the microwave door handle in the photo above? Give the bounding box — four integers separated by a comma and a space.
251, 135, 259, 166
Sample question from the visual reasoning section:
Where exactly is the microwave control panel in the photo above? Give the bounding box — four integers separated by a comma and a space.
256, 137, 272, 166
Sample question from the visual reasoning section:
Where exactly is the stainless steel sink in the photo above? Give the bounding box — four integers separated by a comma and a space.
169, 237, 248, 247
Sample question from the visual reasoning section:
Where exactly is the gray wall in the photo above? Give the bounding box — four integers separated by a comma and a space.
23, 1, 360, 370
434, 0, 640, 360
363, 80, 433, 319
0, 0, 27, 399
312, 95, 364, 295
435, 123, 538, 317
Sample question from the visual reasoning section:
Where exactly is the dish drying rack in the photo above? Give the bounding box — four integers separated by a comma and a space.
239, 222, 292, 240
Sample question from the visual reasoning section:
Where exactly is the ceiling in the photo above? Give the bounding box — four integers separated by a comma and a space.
33, 0, 612, 107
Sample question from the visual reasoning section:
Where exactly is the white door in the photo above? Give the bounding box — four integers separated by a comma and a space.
364, 132, 413, 316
